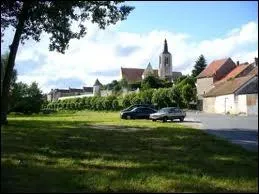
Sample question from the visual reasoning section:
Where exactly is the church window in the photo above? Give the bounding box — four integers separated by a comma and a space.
159, 56, 161, 64
165, 57, 168, 64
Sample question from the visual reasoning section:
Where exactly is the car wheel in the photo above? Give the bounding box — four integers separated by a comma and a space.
152, 119, 156, 122
163, 117, 167, 122
180, 117, 184, 122
126, 115, 131, 120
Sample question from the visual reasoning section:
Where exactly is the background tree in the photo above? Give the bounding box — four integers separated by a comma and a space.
1, 1, 134, 124
141, 75, 162, 90
169, 85, 184, 108
174, 75, 187, 85
128, 81, 141, 91
120, 77, 128, 90
182, 84, 195, 108
9, 81, 44, 114
192, 54, 207, 77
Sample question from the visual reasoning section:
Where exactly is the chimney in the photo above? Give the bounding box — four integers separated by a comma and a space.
255, 57, 258, 66
236, 61, 239, 66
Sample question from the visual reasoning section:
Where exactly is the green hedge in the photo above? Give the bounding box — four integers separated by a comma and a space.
43, 86, 192, 112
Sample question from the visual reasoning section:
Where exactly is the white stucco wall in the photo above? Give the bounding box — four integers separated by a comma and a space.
203, 97, 215, 113
214, 94, 235, 114
58, 93, 94, 100
204, 94, 257, 115
236, 94, 247, 114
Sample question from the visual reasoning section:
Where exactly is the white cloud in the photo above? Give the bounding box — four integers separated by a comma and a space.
3, 20, 257, 93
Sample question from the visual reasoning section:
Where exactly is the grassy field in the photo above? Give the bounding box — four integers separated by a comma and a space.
1, 111, 258, 192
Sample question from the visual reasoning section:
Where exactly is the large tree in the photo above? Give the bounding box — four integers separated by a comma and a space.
192, 54, 207, 77
1, 1, 134, 124
1, 53, 17, 96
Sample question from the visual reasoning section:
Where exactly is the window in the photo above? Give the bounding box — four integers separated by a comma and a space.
159, 56, 161, 64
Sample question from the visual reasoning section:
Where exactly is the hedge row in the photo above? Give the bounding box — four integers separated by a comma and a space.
43, 87, 193, 112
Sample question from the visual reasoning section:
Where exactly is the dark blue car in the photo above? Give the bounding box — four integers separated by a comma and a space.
120, 107, 157, 119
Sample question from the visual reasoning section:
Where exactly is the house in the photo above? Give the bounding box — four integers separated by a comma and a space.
203, 70, 258, 115
197, 57, 258, 115
196, 57, 236, 103
120, 39, 182, 84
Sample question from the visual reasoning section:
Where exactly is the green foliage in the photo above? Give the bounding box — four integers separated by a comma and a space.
1, 1, 134, 53
104, 80, 123, 94
192, 54, 207, 77
141, 75, 162, 90
45, 74, 198, 112
131, 93, 142, 105
121, 93, 132, 108
139, 89, 154, 104
120, 77, 129, 89
174, 75, 188, 85
9, 81, 44, 114
169, 85, 184, 108
173, 75, 197, 108
112, 99, 120, 110
152, 88, 172, 109
182, 84, 194, 108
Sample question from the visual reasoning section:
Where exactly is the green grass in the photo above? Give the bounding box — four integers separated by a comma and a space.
1, 111, 258, 192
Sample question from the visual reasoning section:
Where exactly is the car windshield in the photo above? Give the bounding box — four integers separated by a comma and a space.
131, 107, 139, 112
158, 108, 172, 113
124, 105, 136, 111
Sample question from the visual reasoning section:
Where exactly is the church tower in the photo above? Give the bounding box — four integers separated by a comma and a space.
158, 39, 172, 81
93, 78, 102, 96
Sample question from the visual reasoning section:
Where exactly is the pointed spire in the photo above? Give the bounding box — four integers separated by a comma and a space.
163, 38, 169, 54
93, 78, 102, 86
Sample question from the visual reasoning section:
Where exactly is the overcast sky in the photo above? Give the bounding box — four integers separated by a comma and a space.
1, 1, 258, 93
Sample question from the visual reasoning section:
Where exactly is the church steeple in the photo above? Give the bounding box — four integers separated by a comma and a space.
163, 39, 169, 54
159, 39, 172, 81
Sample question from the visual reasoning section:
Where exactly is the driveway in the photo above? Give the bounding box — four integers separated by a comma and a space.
182, 111, 258, 152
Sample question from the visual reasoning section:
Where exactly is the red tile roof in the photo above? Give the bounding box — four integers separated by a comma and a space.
204, 74, 257, 97
214, 63, 251, 86
121, 68, 158, 83
121, 68, 144, 83
197, 58, 229, 78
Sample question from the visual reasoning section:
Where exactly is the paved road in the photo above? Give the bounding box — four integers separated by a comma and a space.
183, 111, 258, 152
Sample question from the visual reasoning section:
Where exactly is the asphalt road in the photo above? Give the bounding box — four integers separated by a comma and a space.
183, 111, 258, 152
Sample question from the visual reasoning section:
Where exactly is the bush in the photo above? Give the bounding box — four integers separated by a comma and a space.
112, 99, 120, 110
152, 88, 172, 109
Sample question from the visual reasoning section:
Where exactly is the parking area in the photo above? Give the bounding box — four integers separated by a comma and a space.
182, 111, 258, 152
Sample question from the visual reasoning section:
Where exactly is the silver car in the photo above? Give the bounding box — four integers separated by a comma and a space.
150, 107, 186, 122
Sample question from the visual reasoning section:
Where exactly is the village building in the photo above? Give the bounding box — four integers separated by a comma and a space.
196, 57, 258, 115
47, 78, 102, 101
120, 39, 182, 84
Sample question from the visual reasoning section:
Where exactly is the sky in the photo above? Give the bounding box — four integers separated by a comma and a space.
1, 1, 258, 93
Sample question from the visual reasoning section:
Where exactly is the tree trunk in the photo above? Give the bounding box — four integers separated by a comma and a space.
1, 2, 30, 126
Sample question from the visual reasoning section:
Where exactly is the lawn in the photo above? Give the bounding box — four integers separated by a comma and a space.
1, 111, 258, 192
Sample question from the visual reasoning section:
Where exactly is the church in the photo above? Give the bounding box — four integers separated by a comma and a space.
120, 39, 182, 83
